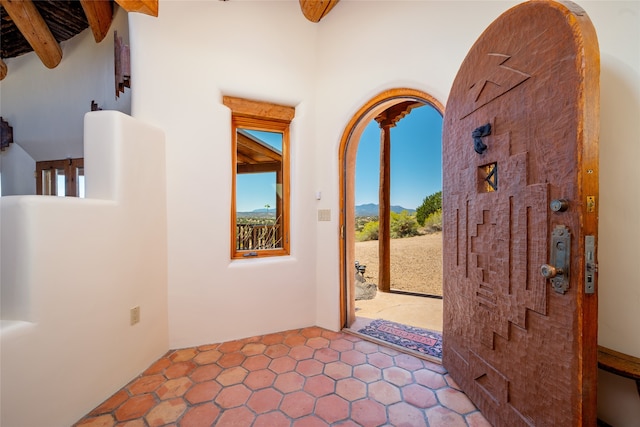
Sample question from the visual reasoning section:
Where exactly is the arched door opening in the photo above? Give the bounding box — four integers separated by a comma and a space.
339, 89, 444, 354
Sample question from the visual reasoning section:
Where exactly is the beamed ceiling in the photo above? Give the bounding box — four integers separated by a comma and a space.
0, 0, 339, 80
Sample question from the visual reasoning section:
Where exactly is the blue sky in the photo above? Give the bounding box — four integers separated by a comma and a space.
236, 105, 443, 212
355, 105, 443, 210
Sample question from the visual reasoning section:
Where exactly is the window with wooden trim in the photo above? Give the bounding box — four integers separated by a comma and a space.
36, 158, 84, 197
223, 96, 294, 259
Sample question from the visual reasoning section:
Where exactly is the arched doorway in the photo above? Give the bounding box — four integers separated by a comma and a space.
338, 88, 444, 329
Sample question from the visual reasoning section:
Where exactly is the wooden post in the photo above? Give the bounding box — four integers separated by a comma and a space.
377, 122, 392, 292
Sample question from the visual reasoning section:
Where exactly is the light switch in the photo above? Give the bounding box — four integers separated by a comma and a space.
318, 209, 331, 221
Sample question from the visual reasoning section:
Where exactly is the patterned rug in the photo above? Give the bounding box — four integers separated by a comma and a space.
358, 319, 443, 359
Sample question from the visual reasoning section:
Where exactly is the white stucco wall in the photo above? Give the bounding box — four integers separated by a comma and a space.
0, 143, 36, 196
129, 1, 320, 348
0, 112, 169, 427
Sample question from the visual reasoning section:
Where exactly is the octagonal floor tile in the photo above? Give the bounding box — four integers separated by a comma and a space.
216, 366, 248, 386
247, 388, 283, 414
340, 349, 367, 366
243, 354, 271, 371
315, 394, 349, 423
401, 383, 438, 409
353, 364, 382, 383
179, 403, 220, 427
184, 380, 222, 405
335, 377, 367, 401
368, 380, 402, 405
269, 356, 297, 374
303, 374, 336, 397
244, 368, 277, 390
193, 349, 222, 365
382, 366, 413, 387
217, 352, 246, 368
292, 415, 330, 427
155, 377, 192, 400
296, 359, 324, 377
254, 411, 292, 427
314, 347, 340, 364
388, 401, 428, 427
75, 326, 482, 427
144, 398, 186, 427
127, 375, 165, 395
351, 398, 388, 426
215, 406, 256, 426
280, 390, 315, 418
169, 348, 198, 362
164, 361, 196, 379
305, 336, 330, 349
189, 363, 222, 383
215, 384, 252, 409
274, 371, 305, 393
324, 361, 352, 380
114, 394, 156, 422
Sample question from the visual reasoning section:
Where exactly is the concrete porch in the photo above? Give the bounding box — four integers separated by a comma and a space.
350, 292, 443, 333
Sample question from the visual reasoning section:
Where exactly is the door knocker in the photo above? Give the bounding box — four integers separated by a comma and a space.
472, 123, 492, 154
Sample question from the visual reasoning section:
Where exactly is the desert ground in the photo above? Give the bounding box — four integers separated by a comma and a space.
355, 232, 443, 296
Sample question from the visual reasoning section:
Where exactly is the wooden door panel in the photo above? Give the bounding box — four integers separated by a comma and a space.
443, 1, 599, 426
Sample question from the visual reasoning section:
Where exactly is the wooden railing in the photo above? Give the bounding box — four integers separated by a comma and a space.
236, 223, 282, 250
598, 345, 640, 397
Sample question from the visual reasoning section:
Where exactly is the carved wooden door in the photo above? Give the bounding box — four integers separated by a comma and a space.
442, 2, 599, 426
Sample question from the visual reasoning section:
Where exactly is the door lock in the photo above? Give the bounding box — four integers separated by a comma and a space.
540, 264, 564, 279
541, 225, 571, 294
550, 199, 569, 212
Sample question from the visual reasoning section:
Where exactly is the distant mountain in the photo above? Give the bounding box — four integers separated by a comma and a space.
355, 203, 415, 216
237, 209, 275, 218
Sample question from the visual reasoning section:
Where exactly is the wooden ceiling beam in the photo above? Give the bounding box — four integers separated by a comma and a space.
80, 0, 113, 43
0, 0, 62, 69
375, 101, 423, 128
0, 59, 7, 80
238, 162, 281, 174
299, 0, 339, 23
114, 0, 158, 17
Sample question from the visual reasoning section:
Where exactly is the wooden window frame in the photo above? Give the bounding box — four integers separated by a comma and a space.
35, 158, 84, 197
223, 96, 295, 259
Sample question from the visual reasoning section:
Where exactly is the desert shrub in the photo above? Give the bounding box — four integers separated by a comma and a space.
355, 215, 377, 232
357, 220, 379, 241
356, 211, 420, 241
423, 209, 443, 233
416, 191, 442, 226
390, 211, 419, 238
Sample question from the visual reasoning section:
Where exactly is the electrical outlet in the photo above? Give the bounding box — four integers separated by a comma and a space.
130, 306, 140, 325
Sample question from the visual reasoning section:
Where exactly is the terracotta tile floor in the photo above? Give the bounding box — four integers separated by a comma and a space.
75, 327, 489, 427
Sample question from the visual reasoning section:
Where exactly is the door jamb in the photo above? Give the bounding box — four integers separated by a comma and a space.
337, 88, 444, 328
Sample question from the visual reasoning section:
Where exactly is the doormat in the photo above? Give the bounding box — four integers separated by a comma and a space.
358, 319, 442, 359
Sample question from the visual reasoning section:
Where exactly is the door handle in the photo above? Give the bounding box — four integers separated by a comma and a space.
541, 225, 570, 294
